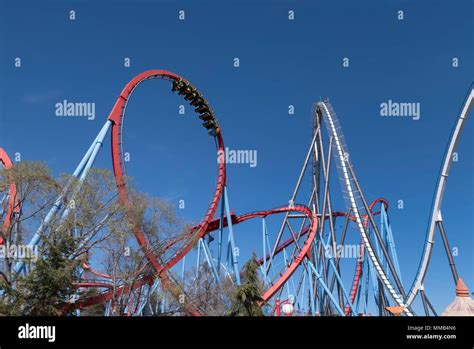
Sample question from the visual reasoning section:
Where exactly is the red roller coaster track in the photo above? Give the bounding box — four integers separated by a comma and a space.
0, 148, 18, 245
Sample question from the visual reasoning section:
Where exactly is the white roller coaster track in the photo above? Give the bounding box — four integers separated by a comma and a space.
406, 87, 474, 306
318, 101, 413, 316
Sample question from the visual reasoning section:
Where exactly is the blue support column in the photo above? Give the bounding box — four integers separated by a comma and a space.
382, 205, 403, 284
264, 223, 278, 283
59, 120, 112, 221
367, 250, 379, 309
307, 267, 316, 316
14, 120, 112, 274
181, 255, 186, 280
196, 237, 201, 278
316, 229, 356, 315
223, 186, 240, 285
307, 261, 345, 316
0, 194, 8, 216
299, 271, 306, 314
282, 248, 292, 299
200, 238, 222, 286
364, 259, 370, 314
161, 297, 166, 314
217, 193, 225, 271
105, 300, 112, 316
262, 218, 268, 285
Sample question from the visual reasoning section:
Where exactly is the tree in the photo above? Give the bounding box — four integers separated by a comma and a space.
0, 227, 80, 315
184, 263, 235, 316
0, 163, 121, 315
0, 161, 60, 282
96, 186, 193, 316
229, 252, 264, 316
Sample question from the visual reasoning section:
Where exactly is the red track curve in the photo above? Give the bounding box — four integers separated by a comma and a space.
68, 204, 318, 311
230, 205, 318, 302
0, 147, 18, 245
252, 198, 388, 315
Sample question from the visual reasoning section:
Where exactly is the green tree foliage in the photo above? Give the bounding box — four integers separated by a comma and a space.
0, 228, 80, 315
229, 252, 264, 316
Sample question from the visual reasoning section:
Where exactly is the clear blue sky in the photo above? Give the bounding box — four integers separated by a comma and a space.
0, 0, 472, 314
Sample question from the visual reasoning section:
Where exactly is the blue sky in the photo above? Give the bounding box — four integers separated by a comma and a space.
0, 0, 472, 314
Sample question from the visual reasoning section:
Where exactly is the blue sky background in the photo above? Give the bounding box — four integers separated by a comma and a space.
0, 0, 472, 314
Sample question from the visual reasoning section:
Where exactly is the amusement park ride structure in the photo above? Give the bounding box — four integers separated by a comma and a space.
0, 71, 472, 316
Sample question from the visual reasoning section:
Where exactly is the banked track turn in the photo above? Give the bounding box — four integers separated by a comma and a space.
70, 204, 318, 311
254, 198, 390, 316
